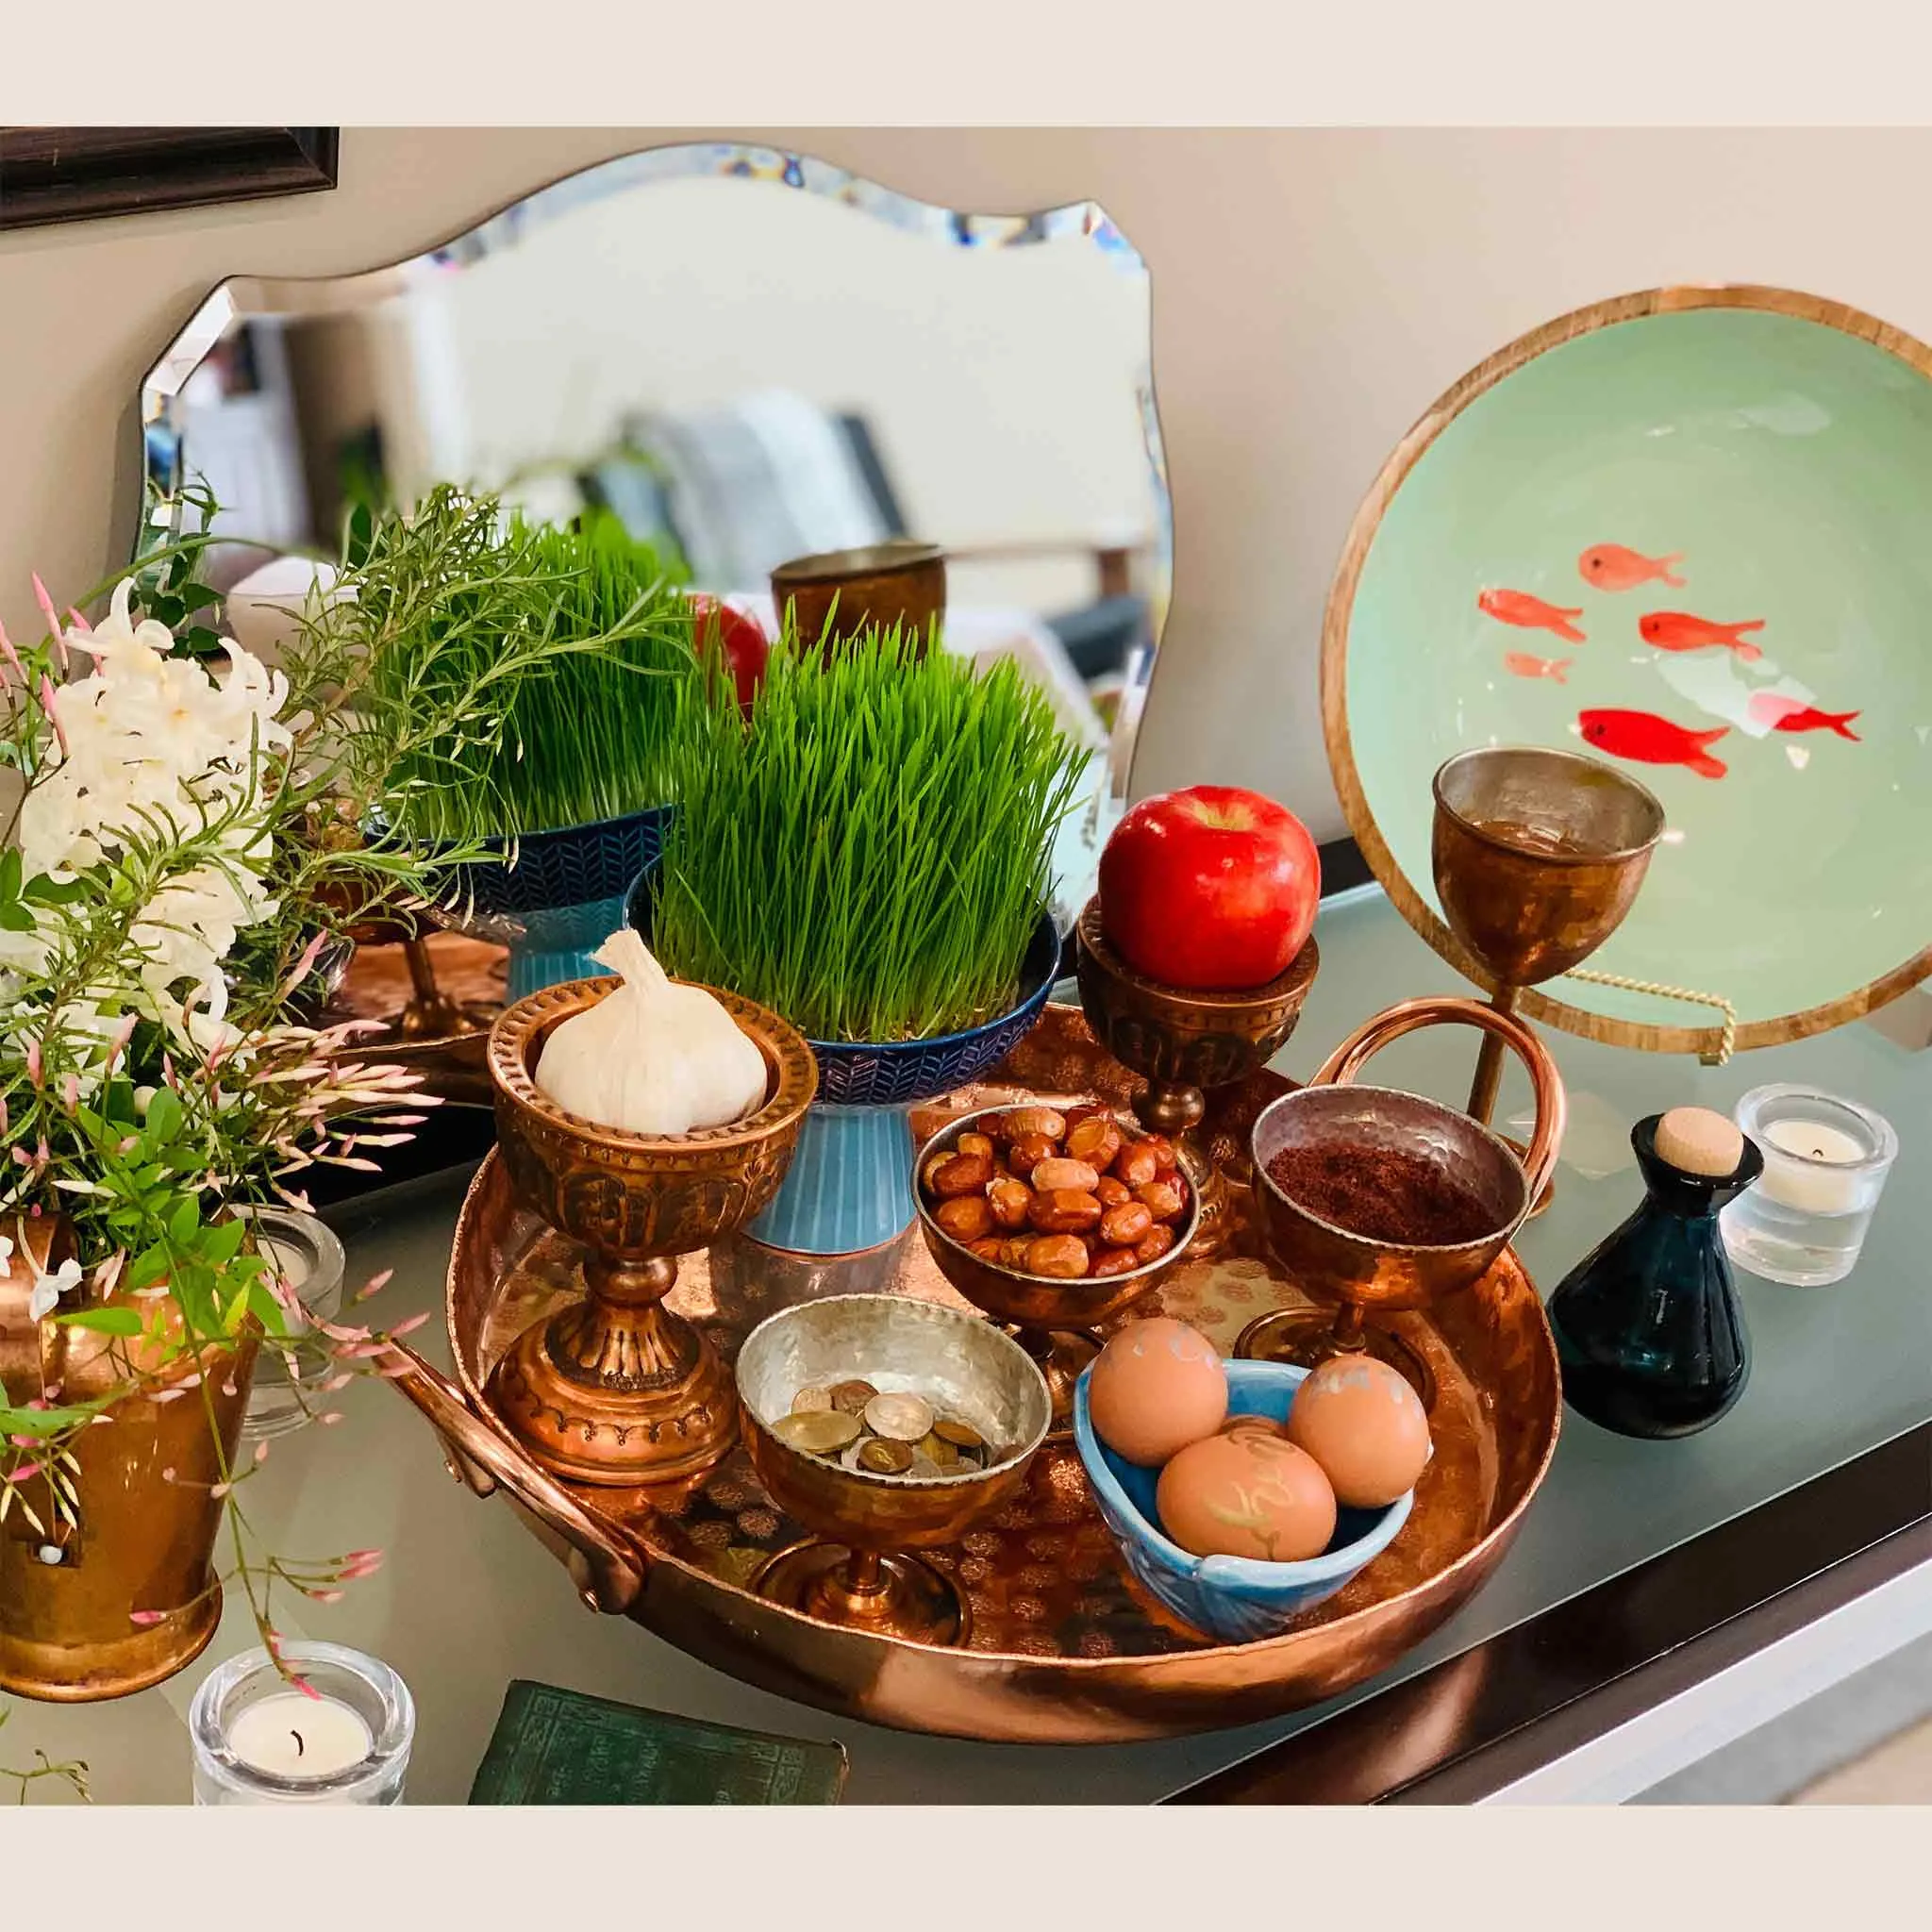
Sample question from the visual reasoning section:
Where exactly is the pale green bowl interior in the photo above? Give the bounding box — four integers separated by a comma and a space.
1348, 306, 1932, 1035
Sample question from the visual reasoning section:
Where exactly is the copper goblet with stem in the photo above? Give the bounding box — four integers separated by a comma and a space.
914, 1105, 1204, 1440
1236, 996, 1566, 1401
739, 1294, 1052, 1646
485, 977, 818, 1486
1432, 746, 1663, 1130
1074, 899, 1319, 1257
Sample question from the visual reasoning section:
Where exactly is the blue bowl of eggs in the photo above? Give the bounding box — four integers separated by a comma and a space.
1073, 1321, 1426, 1645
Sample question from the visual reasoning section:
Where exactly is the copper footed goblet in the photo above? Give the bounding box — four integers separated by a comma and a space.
1236, 996, 1566, 1403
914, 1106, 1204, 1441
739, 1294, 1051, 1646
1432, 746, 1663, 1130
485, 977, 817, 1486
1074, 899, 1319, 1257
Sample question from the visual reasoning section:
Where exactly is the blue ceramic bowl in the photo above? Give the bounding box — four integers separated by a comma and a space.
423, 804, 674, 999
1074, 1357, 1414, 1645
625, 859, 1059, 1104
625, 858, 1061, 1253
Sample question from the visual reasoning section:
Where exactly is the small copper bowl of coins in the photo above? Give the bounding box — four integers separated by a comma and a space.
737, 1292, 1052, 1646
913, 1104, 1203, 1438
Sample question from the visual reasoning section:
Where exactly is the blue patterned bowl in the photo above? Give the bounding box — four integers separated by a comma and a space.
626, 862, 1060, 1253
1074, 1357, 1414, 1644
425, 805, 674, 999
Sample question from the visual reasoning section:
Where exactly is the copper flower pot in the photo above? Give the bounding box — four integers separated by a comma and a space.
770, 541, 946, 658
1238, 996, 1566, 1396
486, 976, 817, 1486
0, 1220, 256, 1702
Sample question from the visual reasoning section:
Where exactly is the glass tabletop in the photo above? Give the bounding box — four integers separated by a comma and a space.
8, 887, 1927, 1804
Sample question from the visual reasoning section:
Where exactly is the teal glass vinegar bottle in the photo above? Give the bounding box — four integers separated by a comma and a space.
1548, 1106, 1764, 1440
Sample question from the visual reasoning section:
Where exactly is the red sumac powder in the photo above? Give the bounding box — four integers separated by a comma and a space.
1264, 1144, 1498, 1246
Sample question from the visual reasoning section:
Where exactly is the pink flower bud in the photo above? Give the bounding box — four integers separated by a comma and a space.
128, 1609, 167, 1627
38, 675, 67, 755
61, 1074, 78, 1112
25, 1040, 42, 1087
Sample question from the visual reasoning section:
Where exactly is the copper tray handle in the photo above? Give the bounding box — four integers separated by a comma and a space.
383, 1341, 647, 1615
1310, 994, 1568, 1203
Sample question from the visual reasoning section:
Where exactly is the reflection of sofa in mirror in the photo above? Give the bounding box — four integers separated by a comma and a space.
580, 393, 1152, 690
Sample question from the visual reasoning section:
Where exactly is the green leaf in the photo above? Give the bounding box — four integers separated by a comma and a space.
184, 626, 223, 655
125, 1243, 170, 1291
0, 846, 21, 902
51, 1307, 144, 1337
144, 1088, 183, 1142
202, 1220, 246, 1265
23, 874, 91, 907
246, 1280, 291, 1339
0, 903, 36, 933
145, 594, 185, 626
179, 581, 222, 612
0, 1403, 100, 1439
166, 1195, 200, 1246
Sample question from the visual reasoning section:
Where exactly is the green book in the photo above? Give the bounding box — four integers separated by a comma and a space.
468, 1681, 848, 1806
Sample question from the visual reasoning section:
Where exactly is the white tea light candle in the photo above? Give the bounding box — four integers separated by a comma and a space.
226, 1690, 372, 1780
1759, 1118, 1867, 1213
1723, 1085, 1898, 1288
189, 1641, 413, 1805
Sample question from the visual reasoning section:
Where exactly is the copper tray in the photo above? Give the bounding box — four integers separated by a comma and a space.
390, 1007, 1560, 1742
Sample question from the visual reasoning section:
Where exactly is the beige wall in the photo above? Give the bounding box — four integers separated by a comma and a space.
8, 127, 1932, 840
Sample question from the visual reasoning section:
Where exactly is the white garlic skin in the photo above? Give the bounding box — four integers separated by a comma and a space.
533, 930, 769, 1135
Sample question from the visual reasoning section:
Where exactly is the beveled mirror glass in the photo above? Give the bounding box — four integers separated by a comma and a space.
137, 142, 1170, 917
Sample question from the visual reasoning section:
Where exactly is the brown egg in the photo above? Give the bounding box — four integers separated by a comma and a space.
1156, 1432, 1337, 1562
1086, 1318, 1226, 1467
1285, 1357, 1431, 1508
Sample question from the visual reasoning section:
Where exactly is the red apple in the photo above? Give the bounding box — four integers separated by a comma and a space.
1098, 786, 1320, 990
689, 595, 769, 715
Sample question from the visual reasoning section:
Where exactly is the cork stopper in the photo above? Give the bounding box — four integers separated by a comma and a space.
1655, 1106, 1743, 1177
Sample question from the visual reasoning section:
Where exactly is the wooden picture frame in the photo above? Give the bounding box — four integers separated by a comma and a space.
0, 127, 339, 232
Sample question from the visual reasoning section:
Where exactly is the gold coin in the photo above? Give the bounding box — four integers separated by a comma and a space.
858, 1438, 914, 1475
829, 1379, 878, 1415
909, 1453, 945, 1479
774, 1410, 861, 1457
790, 1385, 833, 1415
918, 1431, 958, 1468
932, 1418, 985, 1452
863, 1391, 935, 1442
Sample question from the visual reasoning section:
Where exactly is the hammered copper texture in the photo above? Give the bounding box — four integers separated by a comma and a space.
453, 1008, 1557, 1690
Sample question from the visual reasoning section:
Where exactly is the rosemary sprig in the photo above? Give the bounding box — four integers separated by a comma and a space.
654, 625, 1088, 1042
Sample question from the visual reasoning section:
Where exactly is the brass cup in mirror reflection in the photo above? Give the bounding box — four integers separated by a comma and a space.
1074, 899, 1318, 1257
770, 541, 946, 658
738, 1294, 1051, 1646
1431, 745, 1664, 1128
914, 1105, 1203, 1441
1237, 996, 1566, 1402
486, 978, 817, 1486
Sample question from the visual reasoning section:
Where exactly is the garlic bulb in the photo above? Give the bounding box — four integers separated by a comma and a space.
534, 930, 768, 1134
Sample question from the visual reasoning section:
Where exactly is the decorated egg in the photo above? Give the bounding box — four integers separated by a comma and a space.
1086, 1318, 1227, 1467
1285, 1356, 1431, 1508
1156, 1430, 1337, 1562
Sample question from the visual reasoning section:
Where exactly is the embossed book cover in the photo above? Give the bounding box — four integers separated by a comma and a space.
468, 1680, 848, 1805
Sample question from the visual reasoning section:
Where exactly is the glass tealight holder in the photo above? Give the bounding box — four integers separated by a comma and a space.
1721, 1085, 1898, 1288
189, 1641, 414, 1805
238, 1208, 347, 1440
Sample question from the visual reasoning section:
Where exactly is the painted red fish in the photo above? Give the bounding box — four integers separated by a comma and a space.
1754, 699, 1861, 741
1638, 611, 1765, 660
1578, 544, 1685, 591
1578, 708, 1730, 779
1503, 652, 1571, 684
1478, 589, 1586, 643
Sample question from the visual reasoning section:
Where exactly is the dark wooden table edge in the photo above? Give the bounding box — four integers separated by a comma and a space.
1164, 1419, 1932, 1804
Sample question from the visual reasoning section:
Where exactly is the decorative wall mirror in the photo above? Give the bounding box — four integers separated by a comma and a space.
138, 142, 1170, 945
